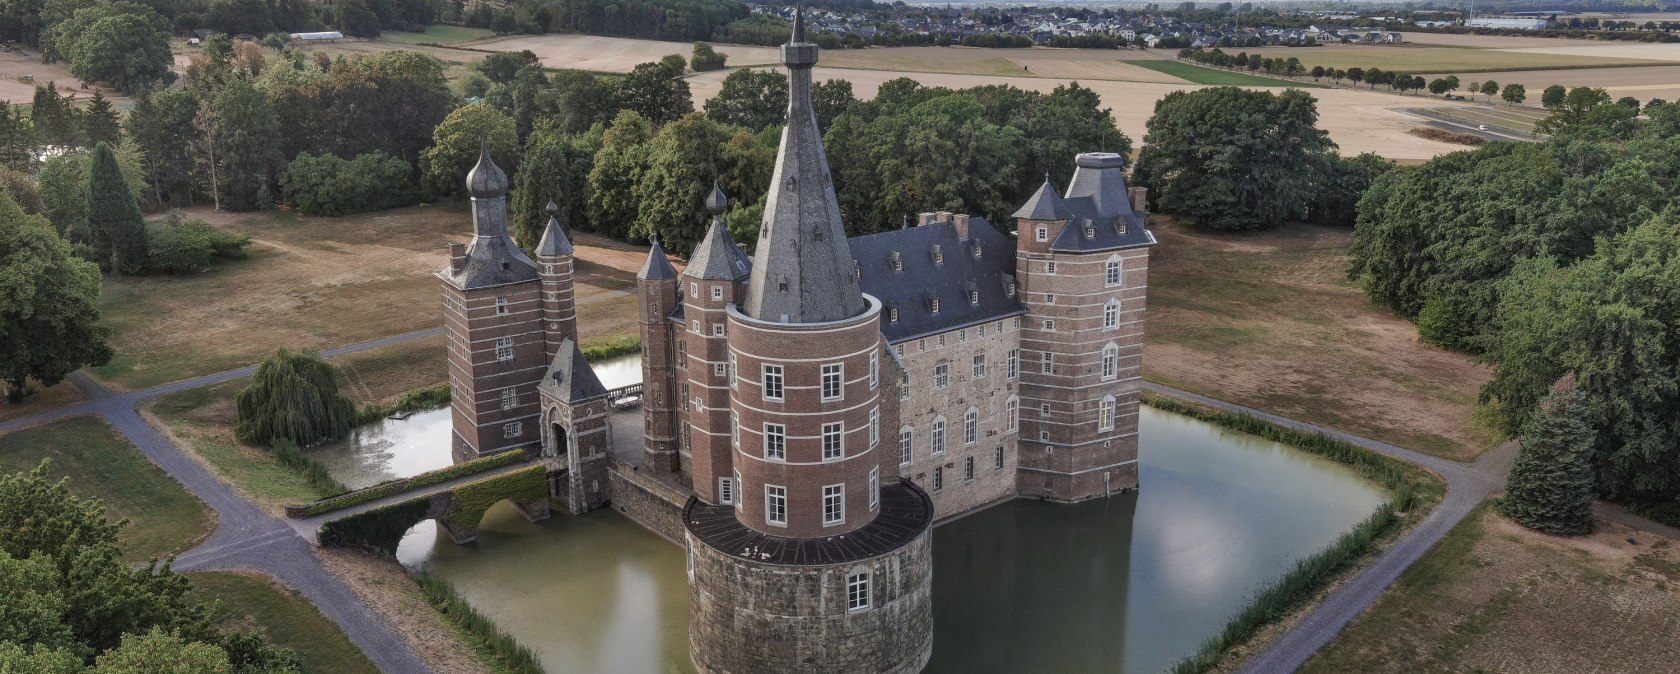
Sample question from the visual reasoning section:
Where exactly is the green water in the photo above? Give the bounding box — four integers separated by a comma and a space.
396, 406, 1385, 674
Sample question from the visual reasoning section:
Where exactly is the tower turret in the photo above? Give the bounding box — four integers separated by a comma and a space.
681, 185, 753, 504
535, 200, 578, 361
637, 238, 682, 474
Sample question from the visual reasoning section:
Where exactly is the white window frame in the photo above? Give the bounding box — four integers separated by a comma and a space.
495, 297, 509, 315
1006, 397, 1019, 432
714, 362, 726, 377
900, 371, 911, 400
495, 337, 514, 362
1007, 349, 1019, 380
972, 353, 986, 378
964, 409, 978, 445
730, 411, 739, 447
933, 466, 944, 491
899, 428, 913, 466
1035, 226, 1048, 242
718, 477, 735, 505
1099, 395, 1117, 432
965, 456, 975, 480
765, 485, 787, 527
728, 353, 737, 389
934, 363, 950, 389
690, 282, 698, 298
763, 364, 784, 401
995, 445, 1005, 469
764, 423, 786, 461
711, 285, 723, 301
847, 571, 871, 611
869, 351, 879, 389
822, 422, 844, 461
1102, 344, 1119, 380
1043, 319, 1055, 331
1106, 257, 1122, 287
1046, 261, 1057, 274
1042, 352, 1053, 374
733, 469, 743, 511
1104, 299, 1120, 330
502, 422, 521, 438
869, 408, 880, 447
931, 418, 946, 455
869, 467, 879, 510
500, 387, 517, 410
822, 484, 845, 527
821, 363, 844, 401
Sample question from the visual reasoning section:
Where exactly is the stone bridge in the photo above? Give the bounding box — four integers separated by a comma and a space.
289, 459, 559, 548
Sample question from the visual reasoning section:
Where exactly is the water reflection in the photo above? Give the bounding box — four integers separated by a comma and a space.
394, 406, 1385, 674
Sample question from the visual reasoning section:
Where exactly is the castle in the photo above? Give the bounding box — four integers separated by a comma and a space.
439, 12, 1153, 673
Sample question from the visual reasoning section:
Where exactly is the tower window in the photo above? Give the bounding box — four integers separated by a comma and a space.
1102, 345, 1119, 380
1104, 300, 1120, 330
821, 363, 843, 401
495, 337, 514, 362
714, 363, 726, 377
500, 388, 517, 410
869, 352, 879, 389
1035, 226, 1048, 242
891, 252, 903, 271
765, 485, 787, 526
870, 408, 880, 447
711, 285, 723, 301
823, 484, 845, 526
964, 409, 978, 445
1042, 319, 1055, 331
763, 365, 784, 401
495, 297, 509, 315
822, 422, 844, 460
1046, 261, 1057, 274
869, 468, 880, 510
847, 571, 871, 611
900, 371, 911, 400
502, 422, 522, 438
718, 477, 735, 505
1042, 353, 1053, 374
1099, 395, 1117, 432
970, 290, 979, 305
1045, 294, 1056, 304
1106, 258, 1122, 286
690, 282, 698, 298
1006, 398, 1018, 432
765, 423, 786, 460
899, 429, 913, 465
932, 418, 946, 455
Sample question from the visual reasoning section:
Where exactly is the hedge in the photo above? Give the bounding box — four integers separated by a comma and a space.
1142, 392, 1441, 674
316, 496, 431, 555
287, 449, 527, 518
445, 464, 549, 532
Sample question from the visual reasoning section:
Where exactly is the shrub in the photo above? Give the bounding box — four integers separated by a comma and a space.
1502, 381, 1596, 536
355, 383, 452, 425
281, 151, 416, 216
147, 211, 251, 274
235, 348, 357, 447
288, 449, 525, 518
417, 572, 543, 674
580, 334, 641, 362
691, 41, 727, 71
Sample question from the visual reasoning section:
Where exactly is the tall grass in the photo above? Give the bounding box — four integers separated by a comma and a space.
580, 334, 640, 362
355, 383, 451, 424
417, 571, 545, 674
271, 438, 348, 496
1143, 392, 1437, 674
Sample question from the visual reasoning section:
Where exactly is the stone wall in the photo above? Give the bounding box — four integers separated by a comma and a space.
891, 316, 1021, 520
687, 527, 933, 674
608, 460, 687, 543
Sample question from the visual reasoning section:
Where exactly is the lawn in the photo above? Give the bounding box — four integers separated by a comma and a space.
187, 570, 380, 674
93, 203, 645, 390
1121, 58, 1323, 87
1237, 44, 1675, 74
380, 25, 493, 45
0, 379, 83, 422
0, 417, 213, 561
1304, 503, 1680, 673
1143, 218, 1502, 460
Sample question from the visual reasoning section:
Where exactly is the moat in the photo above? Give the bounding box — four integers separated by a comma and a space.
312, 383, 1385, 674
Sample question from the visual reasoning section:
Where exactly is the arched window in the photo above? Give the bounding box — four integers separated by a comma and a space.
1103, 299, 1120, 330
1101, 343, 1118, 380
1105, 255, 1122, 287
1098, 395, 1117, 432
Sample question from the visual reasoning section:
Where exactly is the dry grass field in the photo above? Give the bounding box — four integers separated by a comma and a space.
1238, 43, 1673, 73
469, 33, 778, 72
1144, 218, 1500, 460
1304, 504, 1680, 674
0, 380, 83, 422
1394, 33, 1579, 48
94, 204, 645, 390
1431, 63, 1680, 101
0, 47, 112, 105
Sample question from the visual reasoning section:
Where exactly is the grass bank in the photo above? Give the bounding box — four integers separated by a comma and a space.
188, 570, 380, 674
418, 571, 544, 674
0, 417, 213, 561
1142, 392, 1444, 674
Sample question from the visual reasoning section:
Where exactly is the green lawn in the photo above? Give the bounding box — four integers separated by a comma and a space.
1121, 59, 1324, 87
0, 417, 213, 561
381, 25, 493, 45
151, 384, 335, 508
188, 571, 380, 674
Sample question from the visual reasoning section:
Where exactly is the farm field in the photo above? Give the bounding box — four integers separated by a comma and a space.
1236, 44, 1674, 73
470, 33, 778, 72
1500, 41, 1680, 61
0, 47, 113, 105
1303, 504, 1680, 673
1143, 218, 1499, 460
1392, 32, 1577, 48
1426, 63, 1680, 101
93, 204, 646, 390
1120, 58, 1316, 86
1416, 105, 1551, 134
382, 25, 494, 45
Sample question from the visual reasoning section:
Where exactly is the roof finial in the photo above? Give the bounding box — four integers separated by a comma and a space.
706, 181, 728, 216
793, 2, 806, 42
545, 199, 558, 215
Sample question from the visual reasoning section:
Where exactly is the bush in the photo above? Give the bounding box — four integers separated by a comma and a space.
417, 571, 543, 674
580, 334, 641, 362
235, 348, 357, 447
147, 211, 251, 274
691, 41, 727, 71
281, 151, 417, 216
355, 383, 451, 425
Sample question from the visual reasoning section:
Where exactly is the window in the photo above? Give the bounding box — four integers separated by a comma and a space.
1042, 319, 1055, 331
763, 365, 784, 400
765, 485, 787, 526
728, 354, 737, 388
502, 422, 521, 438
1040, 403, 1050, 417
678, 340, 687, 355
1104, 299, 1119, 330
899, 429, 913, 465
934, 364, 950, 389
964, 409, 978, 445
869, 352, 879, 389
764, 423, 786, 460
1106, 258, 1122, 286
821, 364, 843, 401
1035, 226, 1048, 242
690, 282, 698, 298
822, 422, 844, 460
495, 337, 514, 362
1007, 349, 1019, 380
892, 253, 903, 271
900, 371, 911, 400
1042, 353, 1054, 374
917, 339, 926, 352
869, 408, 880, 447
715, 323, 728, 337
1006, 398, 1018, 432
495, 297, 509, 315
1046, 261, 1057, 274
869, 468, 879, 510
972, 354, 986, 378
733, 469, 743, 511
847, 572, 871, 611
933, 466, 944, 491
888, 306, 899, 322
995, 446, 1005, 469
965, 456, 974, 480
500, 387, 517, 410
714, 363, 726, 377
823, 484, 845, 526
969, 290, 979, 305
730, 411, 739, 447
932, 418, 946, 455
1099, 395, 1117, 432
711, 285, 723, 301
1102, 345, 1118, 380
692, 319, 701, 334
718, 477, 735, 505
929, 297, 941, 313
1046, 293, 1056, 304
957, 329, 966, 343
938, 334, 946, 347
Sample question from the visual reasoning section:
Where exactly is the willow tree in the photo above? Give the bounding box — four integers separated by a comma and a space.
235, 349, 355, 447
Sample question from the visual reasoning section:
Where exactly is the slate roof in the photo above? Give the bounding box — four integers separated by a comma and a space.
1011, 177, 1072, 220
1050, 152, 1155, 253
850, 218, 1025, 342
534, 215, 573, 257
684, 481, 932, 566
538, 338, 608, 403
440, 145, 540, 290
637, 239, 678, 281
684, 218, 752, 281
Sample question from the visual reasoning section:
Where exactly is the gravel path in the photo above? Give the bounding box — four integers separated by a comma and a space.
1143, 383, 1517, 674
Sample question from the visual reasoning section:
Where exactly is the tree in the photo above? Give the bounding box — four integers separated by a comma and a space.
82, 91, 119, 146
508, 131, 571, 248
211, 79, 282, 211
1542, 84, 1568, 109
616, 59, 692, 124
1364, 67, 1382, 88
547, 70, 618, 135
631, 112, 734, 252
586, 110, 654, 240
1135, 87, 1333, 230
691, 41, 727, 71
474, 50, 540, 84
811, 79, 855, 132
1309, 152, 1391, 227
1468, 81, 1481, 101
1501, 380, 1597, 536
31, 81, 81, 150
336, 0, 381, 38
1481, 80, 1500, 100
1310, 65, 1325, 80
235, 348, 356, 447
703, 68, 788, 132
36, 143, 145, 237
420, 104, 518, 197
0, 167, 45, 215
82, 141, 149, 274
1346, 67, 1364, 86
1428, 77, 1453, 97
48, 2, 176, 92
94, 629, 235, 674
126, 90, 200, 207
0, 193, 112, 402
281, 152, 415, 217
1501, 83, 1527, 107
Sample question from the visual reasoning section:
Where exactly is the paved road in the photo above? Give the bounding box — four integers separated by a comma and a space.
1396, 107, 1536, 143
1143, 383, 1518, 674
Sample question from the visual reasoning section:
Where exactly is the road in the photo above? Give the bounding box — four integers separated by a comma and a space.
1397, 107, 1536, 142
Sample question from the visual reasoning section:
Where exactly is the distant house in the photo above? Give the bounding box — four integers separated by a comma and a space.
290, 31, 344, 41
1467, 17, 1548, 30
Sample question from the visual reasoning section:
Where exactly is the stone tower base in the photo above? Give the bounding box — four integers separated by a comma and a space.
684, 482, 935, 674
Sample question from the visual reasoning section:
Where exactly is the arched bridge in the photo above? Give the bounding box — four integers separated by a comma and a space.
287, 457, 557, 552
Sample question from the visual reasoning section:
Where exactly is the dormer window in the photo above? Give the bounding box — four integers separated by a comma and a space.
890, 251, 903, 271
1035, 227, 1048, 242
970, 290, 980, 305
500, 260, 510, 270
888, 304, 900, 322
855, 261, 862, 280
927, 295, 940, 313
1084, 226, 1096, 239
971, 242, 982, 259
931, 244, 943, 264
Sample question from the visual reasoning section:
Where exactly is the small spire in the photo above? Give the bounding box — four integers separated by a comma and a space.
793, 2, 806, 42
706, 182, 728, 216
638, 237, 677, 281
546, 199, 558, 215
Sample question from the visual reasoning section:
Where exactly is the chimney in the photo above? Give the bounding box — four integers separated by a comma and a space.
918, 212, 935, 226
952, 213, 970, 241
449, 242, 467, 273
1129, 187, 1149, 214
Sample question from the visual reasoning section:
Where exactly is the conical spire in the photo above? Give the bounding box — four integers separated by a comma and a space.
792, 3, 806, 42
638, 237, 677, 281
742, 7, 865, 323
688, 187, 751, 281
705, 182, 728, 215
1012, 174, 1072, 220
535, 199, 573, 257
465, 138, 507, 201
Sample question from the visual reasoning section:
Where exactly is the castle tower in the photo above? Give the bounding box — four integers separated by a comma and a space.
680, 184, 753, 503
438, 144, 546, 461
1013, 154, 1155, 501
534, 200, 578, 361
684, 11, 934, 674
637, 238, 681, 474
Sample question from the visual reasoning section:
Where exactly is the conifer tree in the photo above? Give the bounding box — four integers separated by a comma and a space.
82, 91, 120, 147
235, 349, 356, 447
83, 141, 148, 275
508, 131, 571, 249
1502, 381, 1597, 536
